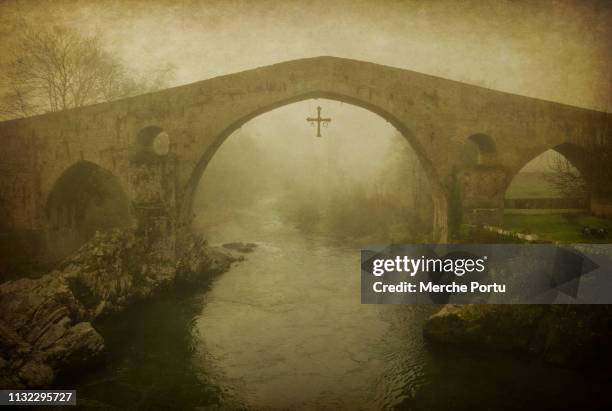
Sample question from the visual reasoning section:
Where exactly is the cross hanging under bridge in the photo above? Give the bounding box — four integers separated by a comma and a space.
306, 106, 331, 138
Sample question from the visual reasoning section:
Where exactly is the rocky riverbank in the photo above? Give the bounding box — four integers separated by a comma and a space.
0, 229, 241, 388
424, 304, 612, 371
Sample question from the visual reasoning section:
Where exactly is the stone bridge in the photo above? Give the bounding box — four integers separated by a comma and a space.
0, 56, 609, 265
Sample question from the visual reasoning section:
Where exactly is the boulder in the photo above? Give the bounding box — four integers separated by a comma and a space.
424, 304, 612, 369
177, 235, 242, 283
0, 228, 240, 388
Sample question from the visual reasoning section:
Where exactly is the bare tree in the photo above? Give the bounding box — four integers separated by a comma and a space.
545, 155, 588, 200
545, 132, 612, 202
0, 24, 174, 119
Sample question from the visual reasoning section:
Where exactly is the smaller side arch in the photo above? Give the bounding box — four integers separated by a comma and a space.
503, 143, 593, 217
504, 142, 593, 195
45, 160, 132, 262
131, 125, 171, 162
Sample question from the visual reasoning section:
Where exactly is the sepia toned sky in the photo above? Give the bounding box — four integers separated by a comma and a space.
1, 0, 610, 112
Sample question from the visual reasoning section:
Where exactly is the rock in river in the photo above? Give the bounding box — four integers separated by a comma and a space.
423, 304, 612, 370
0, 228, 240, 388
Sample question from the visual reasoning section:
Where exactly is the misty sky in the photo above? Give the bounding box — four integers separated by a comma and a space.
1, 0, 610, 112
192, 99, 431, 236
233, 100, 400, 180
194, 99, 411, 202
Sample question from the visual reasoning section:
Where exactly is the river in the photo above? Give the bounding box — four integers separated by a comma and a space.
67, 198, 610, 410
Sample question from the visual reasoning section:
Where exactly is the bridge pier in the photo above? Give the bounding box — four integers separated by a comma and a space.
133, 203, 175, 253
128, 150, 179, 259
456, 166, 507, 226
432, 193, 450, 243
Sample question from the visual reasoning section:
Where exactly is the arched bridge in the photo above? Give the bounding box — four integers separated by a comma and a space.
0, 56, 609, 263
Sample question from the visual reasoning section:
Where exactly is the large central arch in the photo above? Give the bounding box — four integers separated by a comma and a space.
180, 91, 449, 242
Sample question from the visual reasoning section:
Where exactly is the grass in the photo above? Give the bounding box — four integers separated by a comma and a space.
453, 224, 527, 244
502, 213, 612, 243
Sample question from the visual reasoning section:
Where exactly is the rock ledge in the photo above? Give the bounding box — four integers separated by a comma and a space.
0, 229, 239, 388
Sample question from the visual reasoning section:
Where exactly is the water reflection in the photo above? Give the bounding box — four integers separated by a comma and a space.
67, 200, 612, 410
193, 206, 434, 409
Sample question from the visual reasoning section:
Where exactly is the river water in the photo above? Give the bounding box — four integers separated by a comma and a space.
68, 198, 610, 410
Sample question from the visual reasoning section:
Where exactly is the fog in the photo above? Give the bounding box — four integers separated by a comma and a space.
193, 99, 432, 243
1, 0, 610, 112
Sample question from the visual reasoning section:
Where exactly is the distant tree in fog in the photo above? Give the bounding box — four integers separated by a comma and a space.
278, 133, 434, 242
0, 24, 174, 119
545, 156, 588, 199
546, 134, 612, 201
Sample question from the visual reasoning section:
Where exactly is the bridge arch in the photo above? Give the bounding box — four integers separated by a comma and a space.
502, 142, 596, 218
45, 160, 132, 262
131, 126, 172, 162
180, 92, 449, 242
505, 142, 593, 194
